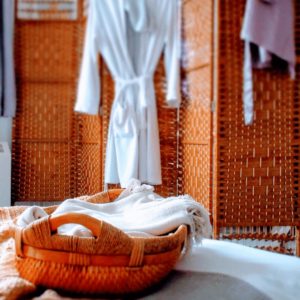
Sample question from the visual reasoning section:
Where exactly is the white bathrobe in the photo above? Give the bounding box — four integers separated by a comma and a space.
75, 0, 181, 187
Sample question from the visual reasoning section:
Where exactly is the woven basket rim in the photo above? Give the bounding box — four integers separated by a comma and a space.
15, 189, 188, 264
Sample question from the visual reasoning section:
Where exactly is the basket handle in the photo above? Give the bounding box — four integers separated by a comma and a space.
49, 212, 103, 237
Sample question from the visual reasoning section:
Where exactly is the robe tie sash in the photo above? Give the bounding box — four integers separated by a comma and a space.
112, 74, 153, 137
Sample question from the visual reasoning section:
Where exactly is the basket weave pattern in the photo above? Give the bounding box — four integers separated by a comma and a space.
210, 0, 300, 254
15, 190, 187, 294
178, 0, 300, 254
215, 0, 299, 225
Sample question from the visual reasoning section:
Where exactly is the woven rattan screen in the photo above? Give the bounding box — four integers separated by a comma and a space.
178, 0, 213, 210
211, 0, 300, 252
178, 0, 300, 254
12, 1, 103, 202
12, 0, 178, 202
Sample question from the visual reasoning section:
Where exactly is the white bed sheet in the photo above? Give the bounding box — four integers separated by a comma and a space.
175, 239, 300, 300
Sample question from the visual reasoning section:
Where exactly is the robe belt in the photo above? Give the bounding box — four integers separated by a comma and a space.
111, 74, 153, 136
114, 74, 153, 108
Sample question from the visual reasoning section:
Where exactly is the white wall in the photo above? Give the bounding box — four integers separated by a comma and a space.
0, 118, 12, 150
0, 118, 12, 206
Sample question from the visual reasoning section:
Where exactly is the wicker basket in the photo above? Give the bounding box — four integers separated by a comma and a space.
14, 190, 187, 295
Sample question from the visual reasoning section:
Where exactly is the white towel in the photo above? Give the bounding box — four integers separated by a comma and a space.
17, 180, 212, 245
16, 205, 47, 228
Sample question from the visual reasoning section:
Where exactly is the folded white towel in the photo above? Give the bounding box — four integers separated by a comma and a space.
17, 180, 212, 245
16, 205, 47, 228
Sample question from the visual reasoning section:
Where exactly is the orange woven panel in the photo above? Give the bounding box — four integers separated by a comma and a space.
178, 0, 213, 208
214, 0, 300, 228
73, 113, 103, 195
182, 0, 212, 71
12, 2, 103, 202
14, 82, 74, 141
178, 144, 211, 211
74, 114, 102, 143
15, 22, 78, 82
74, 143, 103, 196
12, 141, 73, 201
180, 67, 211, 144
156, 60, 178, 197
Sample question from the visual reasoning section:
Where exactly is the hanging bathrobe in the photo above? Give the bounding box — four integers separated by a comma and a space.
241, 0, 295, 125
75, 0, 181, 187
0, 0, 16, 117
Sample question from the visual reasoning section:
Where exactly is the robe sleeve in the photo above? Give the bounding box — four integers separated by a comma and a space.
164, 0, 181, 108
75, 0, 100, 115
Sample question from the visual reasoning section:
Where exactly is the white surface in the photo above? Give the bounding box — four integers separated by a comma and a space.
0, 142, 11, 207
0, 118, 12, 149
176, 239, 300, 300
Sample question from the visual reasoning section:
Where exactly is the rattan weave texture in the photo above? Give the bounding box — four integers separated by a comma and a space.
178, 0, 213, 211
15, 22, 78, 82
214, 0, 299, 228
12, 2, 103, 202
209, 0, 300, 254
15, 190, 187, 295
177, 0, 300, 255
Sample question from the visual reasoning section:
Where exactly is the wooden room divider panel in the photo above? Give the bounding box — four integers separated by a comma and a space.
12, 0, 103, 202
178, 0, 213, 212
178, 0, 300, 255
211, 0, 300, 255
